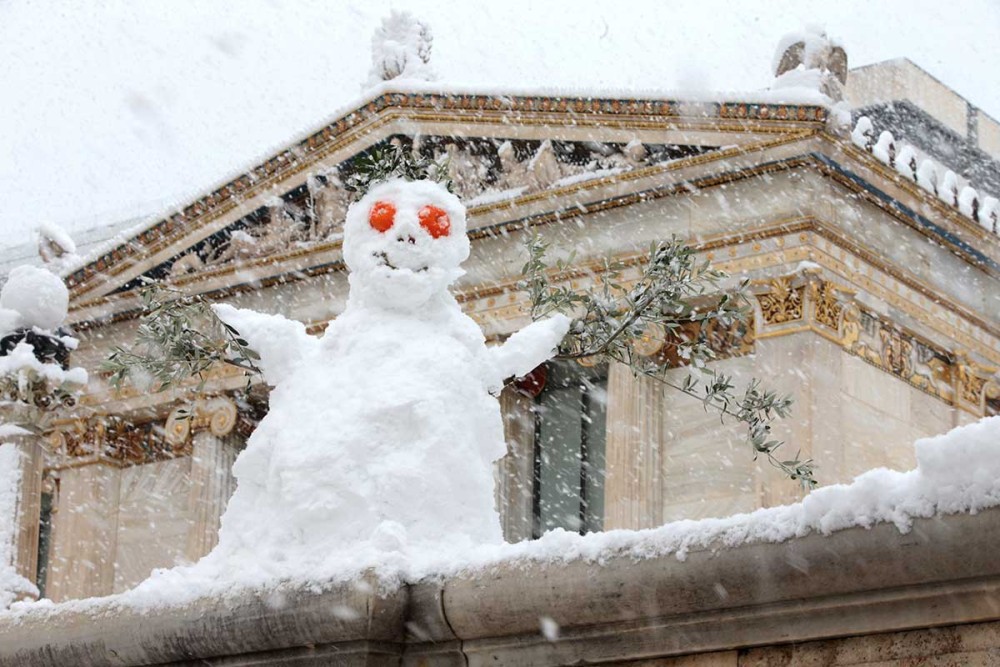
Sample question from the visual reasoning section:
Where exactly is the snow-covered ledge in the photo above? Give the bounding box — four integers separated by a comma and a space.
1, 505, 999, 666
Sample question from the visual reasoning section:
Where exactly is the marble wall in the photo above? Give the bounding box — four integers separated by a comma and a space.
44, 431, 240, 601
113, 457, 193, 594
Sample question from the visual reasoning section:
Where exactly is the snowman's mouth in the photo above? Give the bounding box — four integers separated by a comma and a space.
373, 251, 428, 273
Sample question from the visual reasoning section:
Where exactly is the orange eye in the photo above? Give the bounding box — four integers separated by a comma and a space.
368, 200, 396, 233
418, 205, 451, 238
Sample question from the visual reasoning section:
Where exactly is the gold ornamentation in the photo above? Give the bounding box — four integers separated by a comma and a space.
49, 416, 182, 468
954, 353, 999, 409
755, 276, 804, 325
658, 318, 755, 368
46, 395, 248, 469
206, 397, 238, 437
812, 278, 847, 330
880, 328, 914, 377
633, 322, 666, 357
839, 304, 861, 349
164, 409, 191, 447
165, 396, 239, 446
842, 308, 956, 404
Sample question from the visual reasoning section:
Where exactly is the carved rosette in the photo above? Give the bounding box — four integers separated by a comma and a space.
164, 410, 191, 447
633, 322, 666, 357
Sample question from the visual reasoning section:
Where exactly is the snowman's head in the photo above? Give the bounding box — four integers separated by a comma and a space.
343, 179, 469, 310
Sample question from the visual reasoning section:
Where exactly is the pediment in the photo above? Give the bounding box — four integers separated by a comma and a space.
63, 89, 831, 313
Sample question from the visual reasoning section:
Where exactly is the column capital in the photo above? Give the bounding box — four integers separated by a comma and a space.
165, 396, 239, 447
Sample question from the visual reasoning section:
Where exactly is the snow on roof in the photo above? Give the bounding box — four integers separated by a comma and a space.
851, 114, 1000, 235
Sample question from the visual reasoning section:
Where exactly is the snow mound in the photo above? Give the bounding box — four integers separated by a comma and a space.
0, 266, 68, 331
150, 179, 568, 600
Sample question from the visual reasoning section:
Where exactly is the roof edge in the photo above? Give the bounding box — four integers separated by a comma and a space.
61, 86, 831, 297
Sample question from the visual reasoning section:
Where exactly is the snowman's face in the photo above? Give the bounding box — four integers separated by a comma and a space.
343, 180, 470, 310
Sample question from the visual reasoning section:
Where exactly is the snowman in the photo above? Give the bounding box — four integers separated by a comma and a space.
211, 179, 569, 560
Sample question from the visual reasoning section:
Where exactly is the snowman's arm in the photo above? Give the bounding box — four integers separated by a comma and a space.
488, 314, 571, 385
213, 304, 318, 385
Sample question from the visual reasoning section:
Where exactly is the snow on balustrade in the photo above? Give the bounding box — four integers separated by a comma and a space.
872, 130, 894, 165
939, 169, 959, 207
2, 350, 1000, 614
982, 197, 999, 234
852, 115, 1000, 237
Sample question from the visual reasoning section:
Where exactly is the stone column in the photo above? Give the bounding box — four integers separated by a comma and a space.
495, 388, 536, 543
10, 435, 44, 592
44, 462, 121, 602
167, 398, 240, 562
0, 434, 44, 601
603, 363, 665, 530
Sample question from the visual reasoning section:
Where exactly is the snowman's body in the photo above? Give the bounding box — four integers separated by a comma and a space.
213, 180, 568, 558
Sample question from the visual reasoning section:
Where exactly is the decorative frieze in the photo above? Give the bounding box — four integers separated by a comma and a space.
47, 416, 183, 468
656, 317, 756, 368
45, 395, 250, 469
752, 269, 999, 416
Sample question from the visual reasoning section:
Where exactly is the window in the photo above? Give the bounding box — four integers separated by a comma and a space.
533, 361, 607, 537
35, 485, 55, 598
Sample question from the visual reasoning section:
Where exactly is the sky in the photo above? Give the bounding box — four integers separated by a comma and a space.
0, 0, 997, 252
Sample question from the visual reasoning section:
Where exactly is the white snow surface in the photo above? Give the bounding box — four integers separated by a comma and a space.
36, 223, 76, 255
769, 66, 826, 94
981, 197, 999, 232
211, 305, 314, 387
201, 179, 569, 584
0, 267, 68, 332
3, 414, 1000, 619
0, 343, 88, 387
0, 443, 38, 609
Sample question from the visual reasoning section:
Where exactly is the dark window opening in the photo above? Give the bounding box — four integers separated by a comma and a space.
35, 489, 54, 598
532, 361, 607, 537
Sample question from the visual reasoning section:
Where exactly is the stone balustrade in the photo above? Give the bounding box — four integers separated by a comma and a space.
2, 506, 999, 666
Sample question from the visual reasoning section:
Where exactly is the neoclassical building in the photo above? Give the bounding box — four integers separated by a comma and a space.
2, 30, 1000, 666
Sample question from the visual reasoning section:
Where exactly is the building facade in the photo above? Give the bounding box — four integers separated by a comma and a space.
3, 39, 1000, 610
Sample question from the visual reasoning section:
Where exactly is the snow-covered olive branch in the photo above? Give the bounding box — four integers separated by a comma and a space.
102, 280, 261, 393
517, 233, 815, 489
